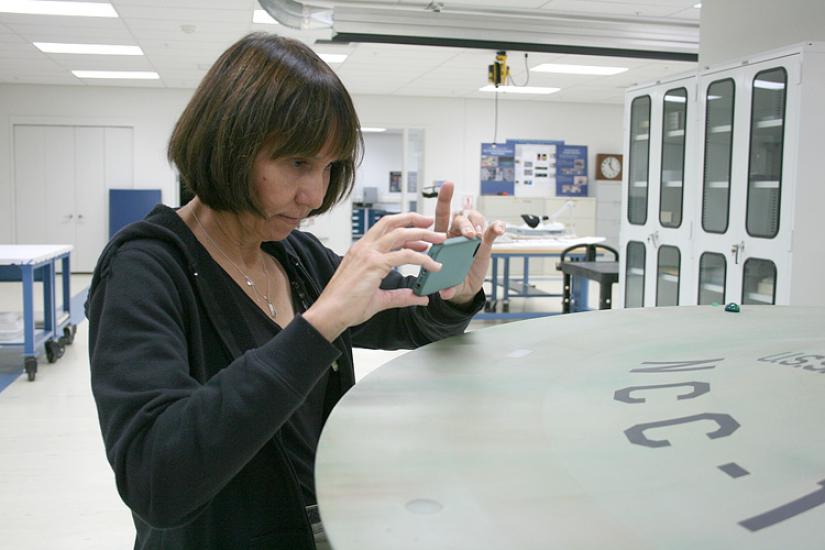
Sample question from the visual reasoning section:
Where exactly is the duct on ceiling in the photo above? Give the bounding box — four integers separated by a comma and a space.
258, 0, 699, 61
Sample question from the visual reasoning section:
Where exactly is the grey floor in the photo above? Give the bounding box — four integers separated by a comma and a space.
0, 273, 598, 549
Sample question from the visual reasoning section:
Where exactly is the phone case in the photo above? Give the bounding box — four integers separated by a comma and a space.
413, 236, 481, 296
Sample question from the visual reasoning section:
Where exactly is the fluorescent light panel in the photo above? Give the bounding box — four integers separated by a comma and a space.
0, 0, 117, 17
360, 127, 386, 133
252, 9, 278, 24
479, 85, 560, 95
72, 70, 159, 79
318, 53, 347, 64
35, 42, 143, 55
754, 79, 785, 90
531, 63, 628, 76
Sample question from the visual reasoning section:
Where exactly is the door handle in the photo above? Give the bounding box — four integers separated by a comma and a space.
730, 241, 745, 264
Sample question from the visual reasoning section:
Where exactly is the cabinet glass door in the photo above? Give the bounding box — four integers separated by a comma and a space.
702, 79, 735, 233
660, 88, 687, 228
746, 67, 787, 238
742, 258, 776, 304
698, 252, 726, 304
628, 96, 651, 225
625, 241, 646, 307
656, 245, 680, 306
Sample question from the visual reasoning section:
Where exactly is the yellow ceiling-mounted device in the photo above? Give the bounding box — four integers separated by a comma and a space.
488, 50, 509, 87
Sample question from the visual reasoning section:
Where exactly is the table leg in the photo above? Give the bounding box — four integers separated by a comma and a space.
21, 265, 35, 359
571, 275, 590, 312
61, 255, 71, 317
42, 263, 56, 338
503, 257, 510, 312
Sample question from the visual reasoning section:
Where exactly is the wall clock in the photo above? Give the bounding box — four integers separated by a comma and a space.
596, 153, 623, 181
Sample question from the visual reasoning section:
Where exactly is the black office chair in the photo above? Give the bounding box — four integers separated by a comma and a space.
557, 243, 619, 313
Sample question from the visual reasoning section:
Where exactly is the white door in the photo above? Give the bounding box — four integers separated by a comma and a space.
14, 125, 76, 247
14, 124, 134, 271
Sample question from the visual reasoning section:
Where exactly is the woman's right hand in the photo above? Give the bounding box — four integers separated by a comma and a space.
302, 212, 447, 342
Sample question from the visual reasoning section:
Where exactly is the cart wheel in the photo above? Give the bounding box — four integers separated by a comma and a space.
45, 339, 65, 363
24, 357, 37, 382
63, 324, 77, 345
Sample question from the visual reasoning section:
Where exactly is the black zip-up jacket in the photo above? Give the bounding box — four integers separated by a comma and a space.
86, 204, 483, 550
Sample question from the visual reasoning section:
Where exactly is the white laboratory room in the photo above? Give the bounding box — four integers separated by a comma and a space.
1, 0, 824, 549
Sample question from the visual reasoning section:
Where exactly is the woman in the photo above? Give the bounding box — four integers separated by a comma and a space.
87, 33, 503, 550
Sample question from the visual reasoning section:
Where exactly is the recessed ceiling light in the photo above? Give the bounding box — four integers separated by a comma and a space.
0, 0, 118, 17
34, 42, 143, 55
531, 63, 628, 76
360, 127, 387, 133
252, 9, 278, 24
694, 3, 702, 8
318, 53, 347, 64
479, 85, 560, 95
72, 70, 159, 80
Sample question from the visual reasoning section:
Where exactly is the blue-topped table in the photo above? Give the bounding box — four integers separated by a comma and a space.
0, 245, 76, 381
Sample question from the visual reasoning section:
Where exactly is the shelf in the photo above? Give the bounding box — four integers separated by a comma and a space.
755, 118, 783, 129
746, 292, 773, 304
752, 180, 780, 189
709, 124, 732, 134
707, 180, 730, 189
631, 181, 648, 188
701, 283, 725, 294
663, 180, 683, 188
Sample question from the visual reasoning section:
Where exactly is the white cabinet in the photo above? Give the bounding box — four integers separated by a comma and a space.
619, 73, 698, 307
618, 42, 825, 308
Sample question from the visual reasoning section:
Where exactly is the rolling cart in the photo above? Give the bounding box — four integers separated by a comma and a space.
0, 245, 76, 381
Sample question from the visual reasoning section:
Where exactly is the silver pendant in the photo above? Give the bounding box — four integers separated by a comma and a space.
267, 302, 277, 317
244, 276, 255, 287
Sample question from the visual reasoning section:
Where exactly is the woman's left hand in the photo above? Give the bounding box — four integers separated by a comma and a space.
432, 181, 505, 305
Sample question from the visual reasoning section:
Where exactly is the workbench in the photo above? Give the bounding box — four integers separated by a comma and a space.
476, 236, 606, 319
0, 245, 77, 381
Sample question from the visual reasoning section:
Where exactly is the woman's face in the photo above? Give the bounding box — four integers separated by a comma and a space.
250, 140, 338, 241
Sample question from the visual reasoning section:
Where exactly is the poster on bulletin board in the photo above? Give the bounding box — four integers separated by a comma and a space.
509, 140, 561, 198
480, 142, 515, 195
555, 145, 588, 196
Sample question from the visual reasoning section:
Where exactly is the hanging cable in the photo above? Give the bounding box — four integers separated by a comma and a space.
508, 53, 530, 87
493, 88, 499, 143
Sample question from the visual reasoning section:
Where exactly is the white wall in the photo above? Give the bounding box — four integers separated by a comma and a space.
1, 83, 624, 244
353, 95, 624, 217
0, 83, 191, 242
700, 0, 825, 66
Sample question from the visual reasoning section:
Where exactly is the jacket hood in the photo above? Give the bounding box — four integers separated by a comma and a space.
86, 205, 194, 319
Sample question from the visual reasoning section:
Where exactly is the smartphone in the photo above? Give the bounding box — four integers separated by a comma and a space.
413, 236, 481, 296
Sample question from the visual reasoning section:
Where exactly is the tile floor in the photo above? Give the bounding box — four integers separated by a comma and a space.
0, 273, 600, 548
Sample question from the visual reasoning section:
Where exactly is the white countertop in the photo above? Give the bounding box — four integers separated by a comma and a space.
0, 245, 73, 265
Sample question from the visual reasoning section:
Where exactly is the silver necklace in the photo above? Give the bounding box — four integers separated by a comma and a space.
191, 207, 278, 318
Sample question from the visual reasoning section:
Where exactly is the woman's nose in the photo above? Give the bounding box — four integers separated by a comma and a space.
296, 169, 328, 209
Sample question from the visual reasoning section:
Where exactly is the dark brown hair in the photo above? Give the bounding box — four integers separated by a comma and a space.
168, 33, 362, 216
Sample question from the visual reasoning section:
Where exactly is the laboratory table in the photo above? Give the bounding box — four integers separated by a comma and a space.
0, 245, 76, 381
477, 236, 606, 320
317, 306, 825, 549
